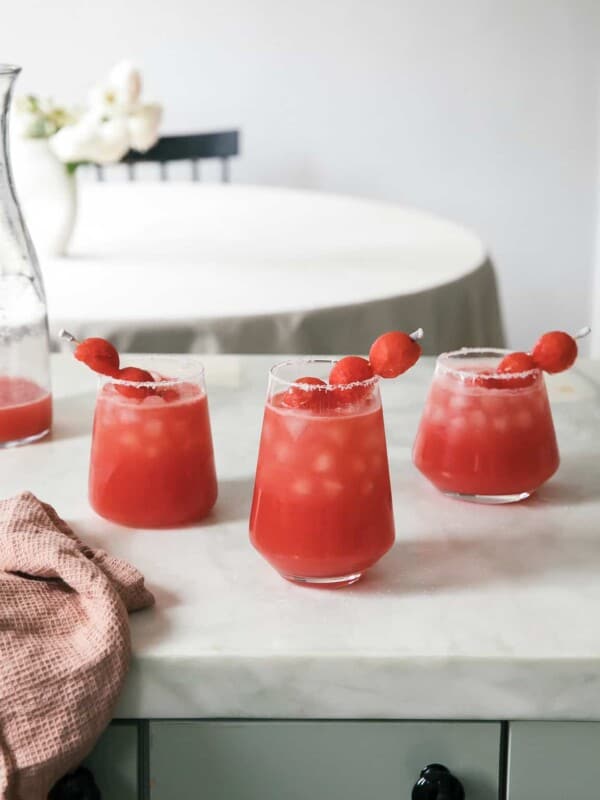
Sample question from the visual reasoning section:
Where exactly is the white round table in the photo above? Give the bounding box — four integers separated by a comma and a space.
43, 183, 503, 355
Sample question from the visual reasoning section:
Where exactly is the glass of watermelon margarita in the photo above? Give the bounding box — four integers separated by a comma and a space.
89, 356, 217, 527
413, 348, 559, 503
250, 359, 395, 587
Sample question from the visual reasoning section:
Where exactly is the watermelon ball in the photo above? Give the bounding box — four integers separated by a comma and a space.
532, 331, 578, 374
158, 387, 180, 403
496, 351, 537, 389
115, 366, 156, 399
473, 370, 500, 389
369, 331, 422, 378
497, 352, 536, 374
74, 337, 120, 377
281, 377, 328, 410
156, 378, 181, 403
329, 356, 374, 404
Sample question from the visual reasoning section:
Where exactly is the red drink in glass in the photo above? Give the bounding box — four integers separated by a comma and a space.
413, 348, 559, 502
0, 375, 52, 447
89, 357, 217, 527
250, 359, 395, 586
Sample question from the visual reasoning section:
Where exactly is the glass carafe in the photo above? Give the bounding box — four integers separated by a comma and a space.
0, 65, 52, 447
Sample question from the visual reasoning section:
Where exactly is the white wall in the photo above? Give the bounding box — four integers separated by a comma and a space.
4, 0, 599, 350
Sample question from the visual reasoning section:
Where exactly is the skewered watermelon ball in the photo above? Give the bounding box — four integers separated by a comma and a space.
497, 351, 536, 374
532, 331, 578, 374
329, 356, 373, 385
74, 337, 120, 376
369, 331, 422, 378
493, 351, 537, 388
329, 356, 374, 404
281, 377, 328, 410
115, 366, 156, 399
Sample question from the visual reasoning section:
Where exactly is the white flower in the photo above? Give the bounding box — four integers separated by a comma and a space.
46, 60, 162, 165
109, 60, 142, 108
127, 103, 162, 152
50, 112, 130, 164
49, 116, 95, 162
89, 60, 142, 115
13, 95, 76, 139
90, 116, 131, 163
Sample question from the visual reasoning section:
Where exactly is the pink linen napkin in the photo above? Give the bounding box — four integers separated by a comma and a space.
0, 492, 154, 799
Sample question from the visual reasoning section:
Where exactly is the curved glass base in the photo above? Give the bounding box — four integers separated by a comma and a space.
282, 572, 363, 588
0, 427, 50, 449
444, 490, 531, 505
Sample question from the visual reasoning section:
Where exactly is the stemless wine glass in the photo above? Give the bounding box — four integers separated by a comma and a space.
250, 359, 395, 587
89, 356, 217, 527
413, 348, 559, 503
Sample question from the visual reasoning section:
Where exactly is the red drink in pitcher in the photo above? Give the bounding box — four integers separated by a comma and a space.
89, 357, 217, 527
250, 359, 395, 586
413, 349, 559, 502
0, 376, 52, 447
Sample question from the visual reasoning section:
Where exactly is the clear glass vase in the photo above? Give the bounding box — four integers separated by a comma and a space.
0, 65, 52, 447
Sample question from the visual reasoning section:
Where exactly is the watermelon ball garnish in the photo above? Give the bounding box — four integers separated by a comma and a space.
532, 331, 578, 374
494, 351, 538, 388
157, 387, 180, 403
115, 366, 156, 399
155, 377, 181, 403
497, 351, 537, 374
369, 330, 422, 378
329, 356, 374, 404
74, 337, 120, 377
282, 377, 328, 409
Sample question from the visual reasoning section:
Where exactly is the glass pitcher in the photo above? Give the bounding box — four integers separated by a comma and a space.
0, 65, 52, 447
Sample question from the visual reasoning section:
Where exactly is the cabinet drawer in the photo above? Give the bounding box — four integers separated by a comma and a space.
509, 721, 600, 799
84, 722, 138, 800
150, 720, 500, 799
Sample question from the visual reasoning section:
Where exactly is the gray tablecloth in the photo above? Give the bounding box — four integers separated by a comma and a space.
47, 183, 504, 356
59, 257, 503, 356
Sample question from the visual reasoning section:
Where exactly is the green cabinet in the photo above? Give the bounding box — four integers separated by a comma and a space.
149, 720, 500, 799
84, 721, 138, 800
86, 717, 600, 798
508, 721, 600, 799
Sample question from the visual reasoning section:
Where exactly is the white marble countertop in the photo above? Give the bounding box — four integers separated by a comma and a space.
2, 354, 600, 720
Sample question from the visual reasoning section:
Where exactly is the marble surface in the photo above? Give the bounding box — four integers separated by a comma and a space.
2, 354, 600, 720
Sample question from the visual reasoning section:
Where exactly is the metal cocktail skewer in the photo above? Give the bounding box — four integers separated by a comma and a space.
58, 329, 79, 345
574, 326, 591, 340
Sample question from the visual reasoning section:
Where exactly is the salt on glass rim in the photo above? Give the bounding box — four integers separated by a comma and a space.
269, 358, 379, 392
102, 355, 206, 388
437, 347, 540, 382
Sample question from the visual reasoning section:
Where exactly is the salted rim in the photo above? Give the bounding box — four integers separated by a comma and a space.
101, 355, 205, 388
270, 358, 379, 392
437, 347, 540, 382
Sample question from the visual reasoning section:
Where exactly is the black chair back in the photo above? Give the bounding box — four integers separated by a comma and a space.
95, 130, 239, 182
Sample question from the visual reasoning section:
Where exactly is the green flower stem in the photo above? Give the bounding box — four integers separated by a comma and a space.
65, 162, 85, 175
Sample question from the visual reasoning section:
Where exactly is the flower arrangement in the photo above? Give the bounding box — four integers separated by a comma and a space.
15, 61, 162, 170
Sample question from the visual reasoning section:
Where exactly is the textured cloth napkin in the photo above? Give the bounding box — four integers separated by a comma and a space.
0, 492, 154, 799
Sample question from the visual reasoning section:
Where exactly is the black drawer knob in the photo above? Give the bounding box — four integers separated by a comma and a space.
49, 766, 101, 799
412, 763, 465, 800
